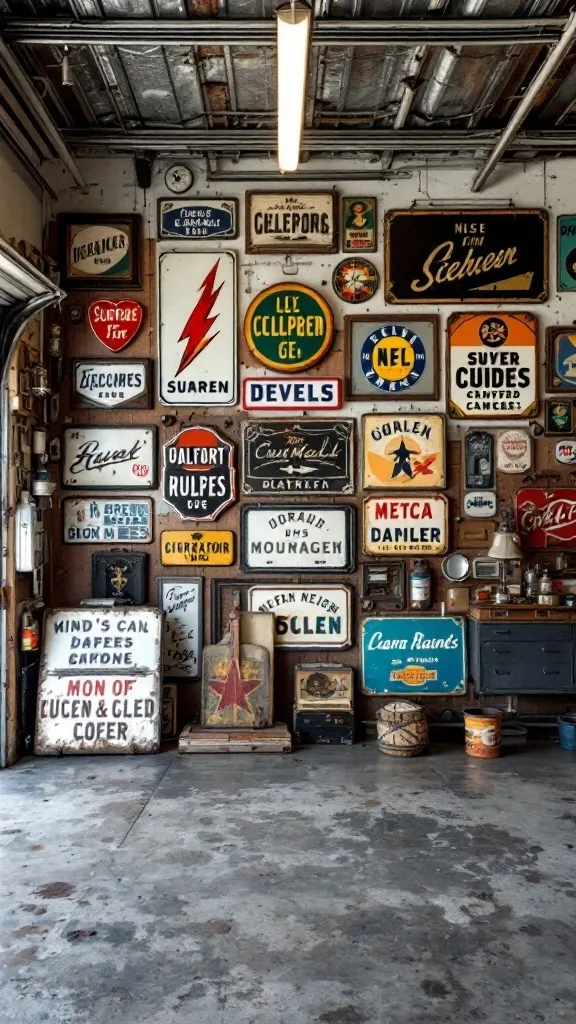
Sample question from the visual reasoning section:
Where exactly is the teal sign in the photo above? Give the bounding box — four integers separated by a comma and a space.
558, 215, 576, 290
361, 616, 466, 695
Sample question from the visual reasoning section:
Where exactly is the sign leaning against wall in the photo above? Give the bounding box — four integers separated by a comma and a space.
448, 312, 538, 419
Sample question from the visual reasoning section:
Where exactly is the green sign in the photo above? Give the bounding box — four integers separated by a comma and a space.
244, 284, 334, 372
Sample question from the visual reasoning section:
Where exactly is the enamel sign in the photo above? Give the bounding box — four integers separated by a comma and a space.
557, 215, 576, 291
242, 377, 342, 411
72, 359, 151, 409
362, 415, 445, 489
497, 429, 532, 473
157, 578, 202, 679
242, 420, 353, 495
361, 616, 466, 695
63, 498, 152, 544
159, 251, 236, 406
244, 283, 334, 373
246, 191, 337, 253
62, 426, 156, 490
516, 488, 576, 548
248, 585, 352, 649
162, 426, 236, 521
463, 491, 498, 518
364, 495, 448, 555
448, 312, 538, 418
161, 530, 234, 566
87, 299, 143, 352
241, 505, 354, 573
158, 198, 237, 239
345, 316, 439, 401
555, 440, 576, 465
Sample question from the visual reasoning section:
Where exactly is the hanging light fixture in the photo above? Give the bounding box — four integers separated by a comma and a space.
276, 2, 312, 173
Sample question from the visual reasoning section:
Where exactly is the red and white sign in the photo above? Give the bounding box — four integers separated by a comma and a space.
88, 299, 143, 352
555, 440, 576, 465
497, 429, 532, 473
516, 488, 576, 548
363, 494, 448, 555
242, 377, 342, 411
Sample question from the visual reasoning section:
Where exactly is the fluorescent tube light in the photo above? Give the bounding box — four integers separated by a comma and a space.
276, 2, 312, 173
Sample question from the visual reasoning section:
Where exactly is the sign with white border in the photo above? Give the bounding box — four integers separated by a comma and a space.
242, 377, 342, 411
364, 495, 448, 555
248, 585, 352, 649
71, 359, 151, 409
157, 577, 203, 680
496, 429, 532, 473
63, 498, 153, 544
62, 426, 156, 490
463, 491, 498, 518
241, 504, 355, 573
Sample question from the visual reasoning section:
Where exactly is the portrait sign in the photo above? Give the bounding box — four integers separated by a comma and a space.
162, 426, 236, 522
71, 359, 152, 410
385, 208, 548, 303
161, 530, 234, 566
448, 312, 538, 419
516, 488, 576, 549
63, 498, 152, 544
241, 420, 353, 495
158, 198, 238, 239
341, 196, 377, 252
159, 251, 236, 406
362, 414, 445, 490
244, 283, 333, 373
496, 429, 532, 474
248, 585, 352, 649
57, 214, 141, 290
361, 616, 466, 696
87, 299, 143, 352
62, 426, 156, 490
557, 215, 576, 291
345, 316, 439, 400
363, 495, 448, 556
546, 327, 576, 393
157, 577, 203, 679
242, 377, 342, 411
246, 191, 337, 253
241, 504, 355, 573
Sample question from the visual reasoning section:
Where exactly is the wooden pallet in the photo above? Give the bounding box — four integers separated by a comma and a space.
178, 723, 292, 754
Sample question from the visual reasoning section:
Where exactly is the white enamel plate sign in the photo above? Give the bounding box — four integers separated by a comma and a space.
248, 585, 351, 648
241, 505, 354, 572
364, 495, 448, 555
159, 251, 236, 406
62, 426, 156, 490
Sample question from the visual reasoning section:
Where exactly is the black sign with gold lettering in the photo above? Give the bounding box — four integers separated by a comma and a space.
385, 209, 548, 304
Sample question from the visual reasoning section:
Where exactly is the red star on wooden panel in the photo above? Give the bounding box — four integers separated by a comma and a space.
209, 660, 261, 714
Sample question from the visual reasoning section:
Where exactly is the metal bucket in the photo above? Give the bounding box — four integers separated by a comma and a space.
558, 713, 576, 751
464, 707, 503, 759
376, 701, 428, 758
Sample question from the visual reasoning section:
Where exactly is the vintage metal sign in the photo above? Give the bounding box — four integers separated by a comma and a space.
545, 400, 574, 435
463, 491, 498, 518
87, 299, 143, 352
555, 440, 576, 465
364, 495, 448, 555
464, 431, 494, 488
557, 215, 576, 291
71, 359, 151, 409
332, 258, 379, 304
92, 552, 147, 604
242, 376, 342, 411
159, 251, 236, 406
58, 214, 141, 289
246, 191, 337, 253
63, 498, 152, 544
448, 312, 538, 418
161, 530, 234, 566
241, 420, 353, 495
244, 283, 333, 373
158, 198, 238, 239
34, 606, 162, 755
157, 577, 202, 679
248, 585, 352, 649
162, 426, 236, 521
497, 429, 532, 473
341, 196, 377, 252
385, 209, 548, 303
362, 414, 445, 490
241, 504, 354, 573
516, 488, 576, 548
345, 315, 439, 400
361, 616, 466, 696
546, 326, 576, 392
62, 426, 156, 490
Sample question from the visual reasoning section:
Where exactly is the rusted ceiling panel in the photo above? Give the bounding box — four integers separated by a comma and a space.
230, 48, 275, 113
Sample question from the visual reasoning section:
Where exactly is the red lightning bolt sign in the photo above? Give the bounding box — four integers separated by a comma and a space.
176, 259, 223, 376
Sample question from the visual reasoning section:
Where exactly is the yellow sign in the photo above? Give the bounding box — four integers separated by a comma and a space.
390, 667, 437, 686
161, 531, 234, 566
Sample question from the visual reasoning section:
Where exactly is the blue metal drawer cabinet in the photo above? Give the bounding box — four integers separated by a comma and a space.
468, 618, 576, 695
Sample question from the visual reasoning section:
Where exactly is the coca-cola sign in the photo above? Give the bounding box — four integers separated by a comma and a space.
516, 488, 576, 548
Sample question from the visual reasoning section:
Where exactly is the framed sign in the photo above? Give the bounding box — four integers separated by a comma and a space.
546, 326, 576, 392
241, 504, 354, 573
159, 251, 236, 406
87, 299, 143, 352
92, 552, 147, 605
158, 198, 238, 239
71, 359, 152, 410
363, 495, 448, 556
516, 488, 576, 548
57, 213, 141, 290
496, 429, 532, 473
361, 616, 466, 696
464, 431, 494, 489
385, 208, 548, 303
242, 377, 342, 411
161, 530, 234, 566
241, 420, 353, 495
246, 191, 337, 253
463, 491, 497, 518
62, 426, 157, 490
555, 440, 576, 465
157, 577, 203, 680
332, 258, 379, 304
557, 216, 576, 290
341, 197, 377, 252
34, 606, 162, 756
345, 316, 439, 400
545, 400, 574, 435
362, 414, 445, 489
162, 426, 236, 521
63, 498, 153, 544
248, 584, 352, 649
244, 283, 333, 373
448, 312, 538, 419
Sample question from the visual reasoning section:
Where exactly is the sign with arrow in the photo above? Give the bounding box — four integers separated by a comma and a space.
241, 420, 354, 495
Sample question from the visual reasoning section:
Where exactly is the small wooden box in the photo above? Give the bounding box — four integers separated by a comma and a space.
294, 664, 353, 711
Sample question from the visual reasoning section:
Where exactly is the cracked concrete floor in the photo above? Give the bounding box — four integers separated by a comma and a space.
1, 743, 575, 1024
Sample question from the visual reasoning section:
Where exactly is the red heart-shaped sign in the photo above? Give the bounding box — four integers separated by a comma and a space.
87, 299, 144, 352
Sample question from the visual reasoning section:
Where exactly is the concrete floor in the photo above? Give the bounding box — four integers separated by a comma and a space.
1, 744, 575, 1024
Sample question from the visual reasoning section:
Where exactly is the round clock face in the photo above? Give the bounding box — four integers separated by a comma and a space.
332, 257, 379, 304
164, 164, 193, 194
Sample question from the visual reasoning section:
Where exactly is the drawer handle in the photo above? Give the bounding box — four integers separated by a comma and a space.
494, 648, 511, 654
494, 670, 511, 676
494, 629, 511, 635
542, 648, 561, 654
543, 670, 561, 676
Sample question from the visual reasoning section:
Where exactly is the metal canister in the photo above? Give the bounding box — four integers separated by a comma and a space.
409, 560, 432, 610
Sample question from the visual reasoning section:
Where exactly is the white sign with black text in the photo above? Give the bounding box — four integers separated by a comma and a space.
62, 426, 156, 490
63, 498, 153, 544
72, 359, 150, 409
463, 491, 498, 518
248, 585, 352, 648
241, 505, 354, 573
157, 577, 202, 679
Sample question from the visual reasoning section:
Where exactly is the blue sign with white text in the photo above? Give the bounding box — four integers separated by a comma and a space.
361, 616, 467, 695
159, 200, 237, 239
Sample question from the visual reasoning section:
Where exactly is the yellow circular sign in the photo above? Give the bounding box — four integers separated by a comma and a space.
371, 335, 416, 382
244, 283, 334, 373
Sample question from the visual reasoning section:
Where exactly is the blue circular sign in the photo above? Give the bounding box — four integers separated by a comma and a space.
360, 324, 426, 393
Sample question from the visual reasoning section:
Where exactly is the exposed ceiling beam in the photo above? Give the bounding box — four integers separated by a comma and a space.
1, 17, 568, 48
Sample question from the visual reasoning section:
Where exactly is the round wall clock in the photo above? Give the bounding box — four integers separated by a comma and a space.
164, 164, 193, 194
333, 257, 379, 304
244, 283, 334, 372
